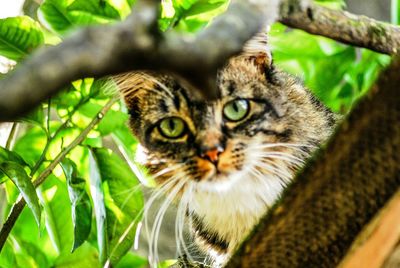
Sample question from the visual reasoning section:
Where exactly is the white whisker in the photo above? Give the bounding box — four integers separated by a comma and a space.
149, 177, 187, 266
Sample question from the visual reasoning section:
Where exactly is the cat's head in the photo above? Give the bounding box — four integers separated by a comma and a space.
116, 33, 334, 193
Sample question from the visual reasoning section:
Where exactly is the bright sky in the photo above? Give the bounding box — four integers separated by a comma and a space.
0, 0, 25, 19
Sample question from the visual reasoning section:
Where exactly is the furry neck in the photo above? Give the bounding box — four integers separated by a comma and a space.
188, 170, 288, 261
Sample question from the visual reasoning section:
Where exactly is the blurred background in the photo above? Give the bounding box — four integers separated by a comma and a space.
346, 0, 390, 21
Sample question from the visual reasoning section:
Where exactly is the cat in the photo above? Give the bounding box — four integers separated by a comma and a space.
116, 32, 336, 267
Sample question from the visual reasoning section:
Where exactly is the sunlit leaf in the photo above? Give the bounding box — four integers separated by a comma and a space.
38, 0, 125, 35
158, 259, 178, 268
116, 252, 147, 268
61, 159, 92, 252
38, 175, 74, 254
88, 149, 108, 264
0, 161, 41, 227
75, 101, 127, 135
0, 16, 44, 60
13, 126, 47, 167
392, 0, 400, 24
0, 240, 17, 268
90, 148, 143, 266
170, 0, 229, 32
54, 242, 100, 268
68, 0, 121, 20
18, 239, 50, 268
38, 0, 76, 35
112, 126, 155, 187
0, 146, 30, 183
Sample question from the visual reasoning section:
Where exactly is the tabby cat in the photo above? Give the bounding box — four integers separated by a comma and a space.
116, 33, 335, 267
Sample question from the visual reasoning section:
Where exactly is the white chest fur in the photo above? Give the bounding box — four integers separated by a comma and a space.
189, 169, 287, 255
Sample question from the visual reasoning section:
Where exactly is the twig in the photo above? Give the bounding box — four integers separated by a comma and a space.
279, 0, 400, 55
0, 96, 118, 252
5, 123, 18, 150
29, 95, 91, 175
0, 0, 273, 121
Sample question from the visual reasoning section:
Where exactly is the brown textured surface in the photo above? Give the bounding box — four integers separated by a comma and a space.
280, 1, 400, 55
339, 191, 400, 268
226, 58, 400, 268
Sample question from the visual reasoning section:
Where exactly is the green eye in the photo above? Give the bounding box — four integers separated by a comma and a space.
158, 117, 186, 138
223, 99, 250, 122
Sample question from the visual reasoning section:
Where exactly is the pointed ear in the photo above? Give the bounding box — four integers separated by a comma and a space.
240, 27, 272, 70
113, 72, 156, 110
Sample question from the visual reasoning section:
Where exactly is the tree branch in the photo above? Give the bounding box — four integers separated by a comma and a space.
1, 0, 400, 121
0, 0, 275, 121
226, 57, 400, 267
279, 0, 400, 55
0, 96, 118, 252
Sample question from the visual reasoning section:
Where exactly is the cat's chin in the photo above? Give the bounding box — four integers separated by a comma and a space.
194, 168, 247, 193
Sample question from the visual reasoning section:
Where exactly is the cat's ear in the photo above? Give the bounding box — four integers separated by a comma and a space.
113, 72, 155, 110
241, 28, 272, 70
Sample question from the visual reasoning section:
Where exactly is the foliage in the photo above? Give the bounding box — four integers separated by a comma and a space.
0, 0, 394, 267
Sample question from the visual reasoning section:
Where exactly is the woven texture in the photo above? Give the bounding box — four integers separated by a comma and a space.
226, 58, 400, 268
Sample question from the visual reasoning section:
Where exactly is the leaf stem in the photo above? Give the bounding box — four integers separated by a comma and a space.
30, 96, 90, 176
5, 123, 18, 150
0, 96, 118, 253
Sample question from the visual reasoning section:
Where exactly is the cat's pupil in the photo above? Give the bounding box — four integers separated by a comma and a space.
168, 119, 175, 130
232, 102, 239, 112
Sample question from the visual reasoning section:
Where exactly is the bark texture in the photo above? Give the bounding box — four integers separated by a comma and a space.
280, 0, 400, 55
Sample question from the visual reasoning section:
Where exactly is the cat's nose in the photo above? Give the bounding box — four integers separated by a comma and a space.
199, 145, 224, 165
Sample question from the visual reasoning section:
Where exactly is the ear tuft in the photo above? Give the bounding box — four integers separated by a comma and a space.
241, 27, 272, 69
113, 72, 156, 109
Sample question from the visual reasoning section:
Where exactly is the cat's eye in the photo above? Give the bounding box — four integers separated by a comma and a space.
158, 117, 186, 139
223, 99, 250, 122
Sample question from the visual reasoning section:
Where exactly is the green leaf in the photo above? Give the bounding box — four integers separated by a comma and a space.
88, 149, 108, 264
75, 100, 127, 135
0, 161, 41, 227
112, 126, 155, 187
171, 0, 229, 32
18, 104, 45, 128
18, 239, 50, 268
13, 126, 47, 167
61, 159, 93, 252
89, 148, 143, 266
115, 252, 147, 268
97, 109, 129, 136
0, 146, 29, 183
180, 1, 227, 17
38, 175, 74, 254
38, 0, 75, 35
0, 16, 44, 60
68, 0, 121, 22
392, 0, 399, 24
54, 242, 100, 268
38, 0, 124, 35
0, 240, 17, 268
158, 259, 178, 268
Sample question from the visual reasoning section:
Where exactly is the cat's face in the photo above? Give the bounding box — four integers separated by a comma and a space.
117, 44, 333, 193
117, 35, 335, 262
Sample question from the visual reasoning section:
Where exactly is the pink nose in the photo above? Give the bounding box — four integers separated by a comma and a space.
200, 146, 224, 164
204, 148, 220, 163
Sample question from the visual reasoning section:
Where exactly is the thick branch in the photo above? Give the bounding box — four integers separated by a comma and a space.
279, 0, 400, 55
0, 0, 275, 121
0, 96, 118, 252
226, 58, 400, 267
